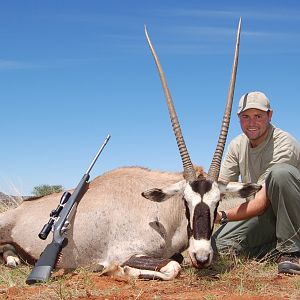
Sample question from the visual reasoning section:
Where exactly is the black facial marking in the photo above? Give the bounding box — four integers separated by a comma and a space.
193, 202, 212, 240
190, 179, 213, 198
184, 198, 192, 239
213, 202, 220, 223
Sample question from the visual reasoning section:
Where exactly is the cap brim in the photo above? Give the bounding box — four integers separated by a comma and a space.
238, 104, 269, 114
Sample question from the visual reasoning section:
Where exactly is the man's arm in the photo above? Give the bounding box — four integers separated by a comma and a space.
219, 140, 241, 183
215, 184, 270, 223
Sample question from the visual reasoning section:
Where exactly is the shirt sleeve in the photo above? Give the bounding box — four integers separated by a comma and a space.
219, 140, 240, 182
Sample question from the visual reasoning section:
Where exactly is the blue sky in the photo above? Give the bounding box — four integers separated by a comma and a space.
1, 1, 299, 195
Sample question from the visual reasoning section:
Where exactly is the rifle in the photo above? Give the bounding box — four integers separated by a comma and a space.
26, 134, 111, 284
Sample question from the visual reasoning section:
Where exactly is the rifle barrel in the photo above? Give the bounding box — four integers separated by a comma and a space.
26, 134, 111, 284
85, 134, 111, 175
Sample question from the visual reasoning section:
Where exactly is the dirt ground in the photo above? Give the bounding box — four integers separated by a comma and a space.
1, 262, 299, 300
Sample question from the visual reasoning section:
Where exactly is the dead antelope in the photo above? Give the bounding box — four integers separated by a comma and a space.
0, 19, 260, 280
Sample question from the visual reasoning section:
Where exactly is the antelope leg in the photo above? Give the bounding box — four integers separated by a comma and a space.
121, 255, 181, 280
0, 244, 21, 268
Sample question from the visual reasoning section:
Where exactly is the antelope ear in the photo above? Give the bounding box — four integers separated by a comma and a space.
218, 181, 262, 200
142, 180, 186, 202
217, 180, 228, 194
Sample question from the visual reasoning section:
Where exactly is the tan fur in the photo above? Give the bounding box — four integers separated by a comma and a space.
0, 165, 259, 277
0, 167, 188, 270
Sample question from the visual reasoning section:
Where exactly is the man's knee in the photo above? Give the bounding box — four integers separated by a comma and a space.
266, 163, 300, 208
212, 222, 247, 255
266, 163, 299, 188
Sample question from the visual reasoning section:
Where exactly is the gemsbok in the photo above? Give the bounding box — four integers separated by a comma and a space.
0, 19, 261, 280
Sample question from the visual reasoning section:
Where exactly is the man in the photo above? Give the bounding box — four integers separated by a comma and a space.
213, 91, 300, 275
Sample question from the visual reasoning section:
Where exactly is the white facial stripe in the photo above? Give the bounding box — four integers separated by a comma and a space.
184, 184, 201, 224
184, 183, 200, 206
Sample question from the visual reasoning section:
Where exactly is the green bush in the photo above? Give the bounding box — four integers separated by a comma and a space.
32, 184, 63, 197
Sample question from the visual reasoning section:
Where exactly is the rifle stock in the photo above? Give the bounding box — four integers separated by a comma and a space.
26, 134, 110, 284
26, 241, 63, 284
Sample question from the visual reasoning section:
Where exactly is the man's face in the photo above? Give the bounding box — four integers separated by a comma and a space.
238, 108, 272, 147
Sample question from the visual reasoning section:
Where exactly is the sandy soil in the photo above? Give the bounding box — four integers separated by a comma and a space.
1, 266, 299, 300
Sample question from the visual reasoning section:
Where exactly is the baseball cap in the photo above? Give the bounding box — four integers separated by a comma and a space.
237, 91, 271, 114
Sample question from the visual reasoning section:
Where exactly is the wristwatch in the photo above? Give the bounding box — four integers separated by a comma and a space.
219, 211, 228, 225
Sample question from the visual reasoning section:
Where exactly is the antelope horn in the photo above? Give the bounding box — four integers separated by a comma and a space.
145, 25, 196, 182
207, 18, 242, 181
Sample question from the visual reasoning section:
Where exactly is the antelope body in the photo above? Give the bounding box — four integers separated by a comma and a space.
1, 168, 187, 269
0, 19, 261, 280
0, 167, 259, 280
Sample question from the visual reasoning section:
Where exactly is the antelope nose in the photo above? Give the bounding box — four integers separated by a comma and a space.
191, 253, 210, 269
196, 254, 209, 264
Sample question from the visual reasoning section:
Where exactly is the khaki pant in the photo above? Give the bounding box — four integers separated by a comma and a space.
213, 163, 300, 258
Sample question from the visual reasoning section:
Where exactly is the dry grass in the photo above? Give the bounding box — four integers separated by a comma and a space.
0, 254, 299, 300
0, 195, 23, 213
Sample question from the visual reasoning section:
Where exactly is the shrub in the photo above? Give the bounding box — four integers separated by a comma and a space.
32, 184, 63, 197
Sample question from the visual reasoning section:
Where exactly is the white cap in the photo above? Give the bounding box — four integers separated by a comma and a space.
238, 91, 271, 114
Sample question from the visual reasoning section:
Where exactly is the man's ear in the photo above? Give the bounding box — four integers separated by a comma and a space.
267, 109, 273, 122
142, 180, 186, 202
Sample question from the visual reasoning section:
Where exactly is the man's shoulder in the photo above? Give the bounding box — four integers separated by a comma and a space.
273, 126, 299, 147
273, 126, 295, 138
228, 133, 248, 148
